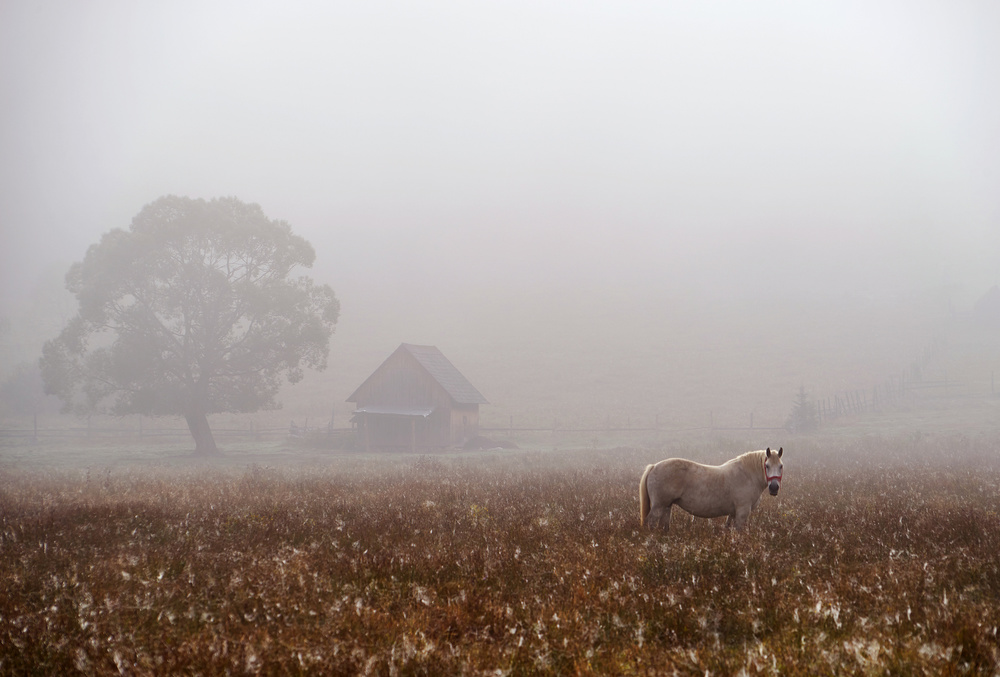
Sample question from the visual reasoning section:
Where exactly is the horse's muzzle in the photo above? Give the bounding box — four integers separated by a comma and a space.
768, 480, 780, 496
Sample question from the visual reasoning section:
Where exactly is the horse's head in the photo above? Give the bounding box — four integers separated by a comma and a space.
765, 447, 783, 496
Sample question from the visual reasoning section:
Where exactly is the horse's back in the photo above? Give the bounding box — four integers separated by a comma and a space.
647, 457, 734, 519
646, 457, 700, 499
651, 457, 715, 481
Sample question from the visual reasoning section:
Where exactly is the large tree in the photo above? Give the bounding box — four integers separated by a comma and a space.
41, 196, 340, 455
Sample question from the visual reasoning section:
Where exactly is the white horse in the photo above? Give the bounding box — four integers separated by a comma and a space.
639, 447, 783, 531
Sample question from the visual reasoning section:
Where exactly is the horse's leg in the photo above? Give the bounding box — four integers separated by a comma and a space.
647, 504, 672, 531
732, 505, 752, 530
646, 505, 661, 529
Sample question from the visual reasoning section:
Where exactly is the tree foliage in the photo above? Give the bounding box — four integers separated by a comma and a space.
41, 196, 340, 454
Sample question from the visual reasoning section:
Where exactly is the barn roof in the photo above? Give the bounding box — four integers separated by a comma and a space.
347, 343, 489, 405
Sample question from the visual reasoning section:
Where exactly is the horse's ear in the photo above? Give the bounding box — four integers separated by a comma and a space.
766, 447, 771, 457
778, 447, 783, 458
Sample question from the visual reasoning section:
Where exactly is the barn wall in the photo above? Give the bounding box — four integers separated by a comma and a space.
357, 406, 481, 450
449, 404, 480, 444
352, 347, 482, 450
359, 411, 454, 451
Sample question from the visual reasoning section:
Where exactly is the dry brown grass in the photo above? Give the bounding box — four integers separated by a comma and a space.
2, 435, 1000, 675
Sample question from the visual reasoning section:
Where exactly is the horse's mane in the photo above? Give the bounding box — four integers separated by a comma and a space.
736, 450, 766, 479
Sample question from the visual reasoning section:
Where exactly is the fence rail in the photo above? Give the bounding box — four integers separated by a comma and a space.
478, 426, 787, 434
2, 416, 787, 444
0, 421, 353, 442
479, 422, 787, 436
0, 428, 288, 440
815, 370, 996, 424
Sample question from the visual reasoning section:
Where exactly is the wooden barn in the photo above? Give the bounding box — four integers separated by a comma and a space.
347, 343, 489, 452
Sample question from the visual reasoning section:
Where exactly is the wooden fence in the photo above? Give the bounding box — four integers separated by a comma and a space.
815, 371, 994, 424
10, 370, 994, 443
2, 412, 785, 445
0, 416, 352, 443
480, 412, 786, 437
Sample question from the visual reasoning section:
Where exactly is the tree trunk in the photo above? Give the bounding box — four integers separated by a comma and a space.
185, 412, 220, 456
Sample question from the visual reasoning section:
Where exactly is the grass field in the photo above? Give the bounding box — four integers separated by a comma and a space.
3, 284, 999, 674
2, 434, 999, 675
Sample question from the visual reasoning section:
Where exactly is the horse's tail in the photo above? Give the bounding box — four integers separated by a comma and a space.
639, 464, 654, 527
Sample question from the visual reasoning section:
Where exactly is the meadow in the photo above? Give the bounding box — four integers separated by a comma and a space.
2, 434, 999, 675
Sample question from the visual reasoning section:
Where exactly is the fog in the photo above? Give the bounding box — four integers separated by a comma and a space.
2, 2, 999, 431
3, 1, 998, 302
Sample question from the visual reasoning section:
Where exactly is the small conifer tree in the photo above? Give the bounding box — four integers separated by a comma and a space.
785, 386, 818, 433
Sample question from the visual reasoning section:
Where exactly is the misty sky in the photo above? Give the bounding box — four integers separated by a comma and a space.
2, 1, 999, 315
